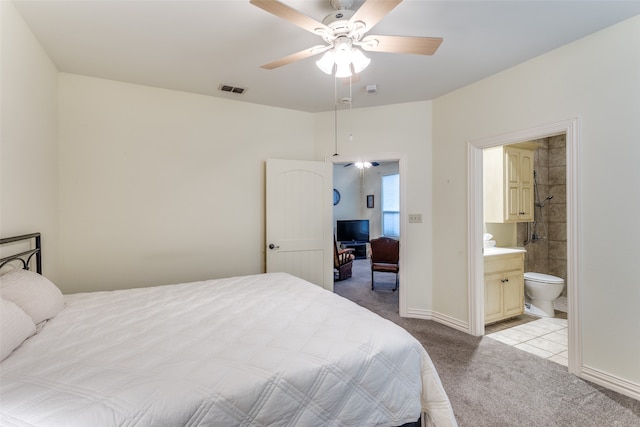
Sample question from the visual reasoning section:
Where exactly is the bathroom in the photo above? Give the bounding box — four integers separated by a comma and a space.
483, 135, 569, 365
518, 134, 567, 313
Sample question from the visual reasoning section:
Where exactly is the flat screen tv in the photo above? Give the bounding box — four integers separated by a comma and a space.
336, 220, 370, 243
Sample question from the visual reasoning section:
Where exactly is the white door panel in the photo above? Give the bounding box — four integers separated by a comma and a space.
266, 159, 333, 290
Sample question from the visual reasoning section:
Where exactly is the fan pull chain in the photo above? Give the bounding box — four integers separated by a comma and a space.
349, 75, 353, 142
333, 74, 338, 156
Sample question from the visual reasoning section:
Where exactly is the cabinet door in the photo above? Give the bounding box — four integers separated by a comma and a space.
504, 147, 535, 222
518, 151, 534, 222
505, 150, 521, 221
484, 272, 505, 323
503, 270, 524, 317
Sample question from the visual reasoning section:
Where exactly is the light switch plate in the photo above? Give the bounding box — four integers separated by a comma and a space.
408, 213, 422, 223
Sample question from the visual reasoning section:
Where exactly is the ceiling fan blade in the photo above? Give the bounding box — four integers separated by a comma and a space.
260, 45, 329, 70
250, 0, 330, 34
361, 35, 443, 55
349, 0, 402, 32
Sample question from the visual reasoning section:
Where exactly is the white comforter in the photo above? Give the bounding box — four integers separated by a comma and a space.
1, 273, 456, 426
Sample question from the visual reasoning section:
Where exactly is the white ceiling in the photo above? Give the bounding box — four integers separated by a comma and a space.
12, 0, 640, 113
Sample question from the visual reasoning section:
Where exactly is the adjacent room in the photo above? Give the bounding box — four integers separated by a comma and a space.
2, 0, 640, 425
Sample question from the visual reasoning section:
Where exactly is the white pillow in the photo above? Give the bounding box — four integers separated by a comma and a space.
0, 298, 36, 361
0, 260, 21, 276
0, 269, 65, 324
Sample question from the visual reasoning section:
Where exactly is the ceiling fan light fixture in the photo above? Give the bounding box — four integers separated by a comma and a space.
333, 38, 352, 65
252, 0, 443, 77
355, 161, 372, 169
315, 40, 370, 77
335, 61, 352, 78
351, 48, 371, 73
316, 50, 335, 74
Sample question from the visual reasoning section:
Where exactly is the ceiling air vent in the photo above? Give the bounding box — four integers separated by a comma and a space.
219, 84, 246, 95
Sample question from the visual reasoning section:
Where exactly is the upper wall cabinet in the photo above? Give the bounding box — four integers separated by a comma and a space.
484, 145, 534, 223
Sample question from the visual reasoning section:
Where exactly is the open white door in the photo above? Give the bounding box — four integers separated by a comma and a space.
266, 159, 333, 290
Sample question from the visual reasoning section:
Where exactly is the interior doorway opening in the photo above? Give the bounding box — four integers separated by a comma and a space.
467, 119, 580, 375
330, 153, 407, 316
482, 137, 569, 367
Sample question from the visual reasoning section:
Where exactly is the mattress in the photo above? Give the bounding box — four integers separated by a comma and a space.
1, 272, 456, 426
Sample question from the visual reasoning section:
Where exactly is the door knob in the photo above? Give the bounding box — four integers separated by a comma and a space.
268, 243, 279, 250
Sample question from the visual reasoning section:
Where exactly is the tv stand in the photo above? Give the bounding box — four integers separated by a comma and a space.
340, 241, 368, 260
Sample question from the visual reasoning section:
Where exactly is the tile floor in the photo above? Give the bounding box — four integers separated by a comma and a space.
486, 297, 569, 367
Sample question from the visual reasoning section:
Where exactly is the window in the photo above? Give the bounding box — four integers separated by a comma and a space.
382, 174, 400, 237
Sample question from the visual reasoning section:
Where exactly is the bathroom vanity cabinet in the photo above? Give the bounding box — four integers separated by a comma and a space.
483, 145, 534, 223
484, 250, 525, 324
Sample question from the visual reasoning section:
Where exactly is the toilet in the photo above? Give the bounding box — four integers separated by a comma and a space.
524, 272, 565, 317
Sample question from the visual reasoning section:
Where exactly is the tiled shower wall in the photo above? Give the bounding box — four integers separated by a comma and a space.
517, 135, 567, 296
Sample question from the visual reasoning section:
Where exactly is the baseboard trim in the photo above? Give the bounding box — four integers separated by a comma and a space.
405, 308, 432, 320
432, 311, 469, 333
581, 366, 640, 401
405, 308, 470, 333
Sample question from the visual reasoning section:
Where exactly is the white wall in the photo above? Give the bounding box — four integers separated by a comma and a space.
0, 1, 59, 279
332, 164, 361, 227
58, 74, 315, 293
315, 101, 434, 314
433, 17, 640, 386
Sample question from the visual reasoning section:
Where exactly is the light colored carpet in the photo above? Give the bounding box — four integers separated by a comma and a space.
334, 260, 640, 427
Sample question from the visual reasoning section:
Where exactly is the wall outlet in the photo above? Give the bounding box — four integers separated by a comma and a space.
408, 213, 422, 223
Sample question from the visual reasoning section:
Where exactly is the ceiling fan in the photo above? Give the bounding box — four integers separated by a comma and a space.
250, 0, 443, 77
344, 161, 379, 168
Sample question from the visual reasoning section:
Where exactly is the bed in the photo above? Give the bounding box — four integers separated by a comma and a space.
0, 233, 456, 426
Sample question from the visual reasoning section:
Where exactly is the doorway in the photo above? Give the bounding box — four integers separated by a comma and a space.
467, 119, 581, 375
330, 153, 408, 316
483, 137, 569, 366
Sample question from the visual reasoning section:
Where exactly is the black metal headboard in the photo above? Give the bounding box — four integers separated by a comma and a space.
0, 233, 42, 274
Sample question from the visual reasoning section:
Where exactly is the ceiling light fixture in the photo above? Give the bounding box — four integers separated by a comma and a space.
354, 161, 372, 169
316, 37, 371, 78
